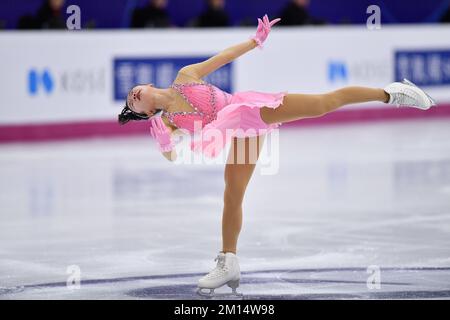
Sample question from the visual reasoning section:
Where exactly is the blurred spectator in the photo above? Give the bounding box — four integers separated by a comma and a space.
18, 15, 38, 29
131, 0, 172, 28
190, 0, 230, 27
18, 0, 66, 29
440, 5, 450, 23
278, 0, 326, 26
36, 0, 66, 29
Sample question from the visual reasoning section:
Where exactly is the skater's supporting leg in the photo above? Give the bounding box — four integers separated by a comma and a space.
222, 135, 265, 254
260, 87, 389, 125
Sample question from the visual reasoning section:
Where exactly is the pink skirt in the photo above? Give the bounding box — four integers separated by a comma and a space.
190, 90, 288, 158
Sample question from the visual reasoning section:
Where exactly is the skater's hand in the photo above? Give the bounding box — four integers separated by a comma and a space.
251, 14, 281, 49
150, 116, 173, 153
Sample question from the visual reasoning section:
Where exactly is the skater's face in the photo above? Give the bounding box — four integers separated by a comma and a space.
126, 84, 158, 117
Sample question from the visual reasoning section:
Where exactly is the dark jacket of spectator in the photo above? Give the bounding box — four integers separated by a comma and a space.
18, 0, 66, 29
35, 0, 66, 29
279, 1, 325, 26
17, 15, 39, 29
131, 2, 172, 28
440, 6, 450, 23
195, 2, 229, 27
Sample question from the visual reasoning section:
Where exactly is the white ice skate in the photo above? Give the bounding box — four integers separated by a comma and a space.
197, 252, 242, 297
384, 78, 436, 110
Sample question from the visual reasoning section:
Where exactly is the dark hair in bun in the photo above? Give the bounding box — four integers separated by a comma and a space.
118, 100, 163, 125
118, 101, 148, 125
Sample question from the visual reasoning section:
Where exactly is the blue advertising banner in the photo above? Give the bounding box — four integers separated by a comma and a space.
113, 57, 233, 101
395, 50, 450, 87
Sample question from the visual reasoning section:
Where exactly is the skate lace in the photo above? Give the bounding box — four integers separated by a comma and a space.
204, 254, 229, 279
392, 87, 421, 107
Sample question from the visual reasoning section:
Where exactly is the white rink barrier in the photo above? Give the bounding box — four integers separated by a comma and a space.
0, 25, 449, 126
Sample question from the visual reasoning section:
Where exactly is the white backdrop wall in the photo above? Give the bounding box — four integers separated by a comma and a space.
0, 25, 449, 125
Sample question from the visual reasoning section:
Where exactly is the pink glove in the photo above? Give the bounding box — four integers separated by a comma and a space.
250, 14, 281, 49
150, 117, 173, 153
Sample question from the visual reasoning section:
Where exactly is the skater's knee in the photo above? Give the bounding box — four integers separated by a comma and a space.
223, 148, 255, 207
324, 92, 344, 111
223, 185, 245, 208
317, 94, 339, 115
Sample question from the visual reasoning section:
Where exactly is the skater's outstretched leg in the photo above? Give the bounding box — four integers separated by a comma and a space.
260, 86, 387, 124
260, 79, 436, 125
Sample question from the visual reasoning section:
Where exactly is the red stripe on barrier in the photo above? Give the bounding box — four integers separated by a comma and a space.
1, 105, 450, 143
0, 120, 150, 143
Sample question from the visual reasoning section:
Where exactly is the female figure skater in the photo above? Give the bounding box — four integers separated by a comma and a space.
118, 15, 436, 296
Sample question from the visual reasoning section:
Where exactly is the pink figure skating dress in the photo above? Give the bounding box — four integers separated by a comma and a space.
161, 81, 288, 158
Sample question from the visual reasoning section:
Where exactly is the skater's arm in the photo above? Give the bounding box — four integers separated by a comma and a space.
152, 116, 179, 162
179, 15, 281, 79
161, 126, 182, 162
161, 118, 186, 162
179, 39, 258, 79
162, 148, 176, 162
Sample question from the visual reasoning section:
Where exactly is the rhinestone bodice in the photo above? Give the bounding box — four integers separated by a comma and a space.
162, 82, 232, 133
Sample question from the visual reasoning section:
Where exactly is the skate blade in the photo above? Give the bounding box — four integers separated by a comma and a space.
197, 288, 215, 298
196, 288, 244, 299
227, 279, 243, 297
402, 78, 437, 106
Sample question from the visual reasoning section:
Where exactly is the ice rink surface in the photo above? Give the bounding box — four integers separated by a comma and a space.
1, 119, 450, 299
